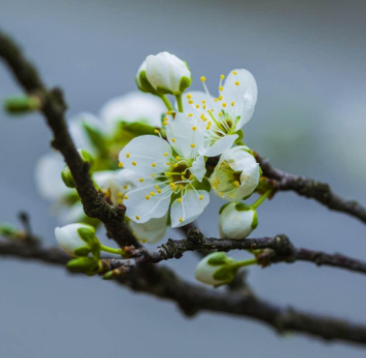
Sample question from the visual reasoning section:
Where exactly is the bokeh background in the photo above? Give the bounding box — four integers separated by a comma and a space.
1, 0, 366, 356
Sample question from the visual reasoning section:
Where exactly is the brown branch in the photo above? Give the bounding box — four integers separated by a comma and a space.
255, 154, 366, 225
0, 29, 137, 248
1, 239, 366, 346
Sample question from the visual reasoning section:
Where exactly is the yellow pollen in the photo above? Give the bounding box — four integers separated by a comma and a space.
123, 185, 128, 189
233, 71, 237, 75
192, 126, 197, 131
220, 74, 225, 79
155, 185, 159, 189
139, 178, 145, 183
218, 112, 223, 116
145, 195, 150, 200
163, 121, 168, 126
150, 192, 155, 197
190, 144, 196, 148
157, 189, 162, 194
222, 103, 227, 107
176, 156, 180, 160
188, 100, 194, 104
202, 100, 206, 104
154, 129, 159, 134
179, 217, 183, 223
189, 174, 194, 179
126, 153, 130, 158
151, 173, 155, 178
117, 198, 122, 204
141, 238, 147, 244
220, 192, 224, 196
196, 104, 200, 109
124, 195, 129, 200
173, 164, 178, 168
163, 117, 168, 121
118, 162, 123, 168
234, 181, 240, 187
203, 105, 206, 109
151, 163, 156, 167
181, 175, 185, 181
186, 94, 192, 99
135, 215, 140, 220
231, 101, 235, 106
188, 113, 193, 117
164, 152, 169, 156
118, 192, 123, 197
172, 138, 176, 143
167, 110, 172, 115
199, 195, 204, 200
178, 198, 182, 203
166, 162, 171, 166
200, 76, 206, 82
235, 81, 240, 86
219, 86, 223, 91
208, 121, 212, 125
206, 125, 211, 130
132, 161, 137, 166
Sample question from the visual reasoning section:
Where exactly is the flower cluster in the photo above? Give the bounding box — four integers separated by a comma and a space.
35, 51, 274, 284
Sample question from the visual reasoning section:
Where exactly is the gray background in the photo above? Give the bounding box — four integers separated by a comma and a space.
1, 0, 366, 357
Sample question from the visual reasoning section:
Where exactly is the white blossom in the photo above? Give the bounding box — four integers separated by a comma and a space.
182, 69, 257, 156
219, 202, 258, 239
210, 146, 260, 201
100, 92, 165, 134
55, 223, 95, 257
195, 252, 237, 286
118, 113, 209, 227
140, 52, 191, 95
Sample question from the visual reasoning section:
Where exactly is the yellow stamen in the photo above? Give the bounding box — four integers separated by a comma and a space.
154, 129, 159, 134
118, 162, 123, 168
200, 76, 206, 82
220, 74, 225, 80
188, 113, 193, 117
190, 144, 195, 148
124, 195, 129, 200
155, 185, 159, 189
145, 195, 150, 200
235, 81, 240, 86
176, 156, 180, 160
219, 86, 223, 91
126, 153, 130, 158
164, 152, 169, 156
132, 161, 137, 166
166, 162, 171, 166
186, 94, 192, 99
150, 192, 155, 197
188, 100, 194, 104
141, 238, 147, 244
123, 185, 128, 189
139, 178, 144, 183
178, 198, 182, 203
179, 217, 183, 223
233, 71, 237, 75
163, 121, 168, 126
199, 195, 204, 200
157, 189, 162, 194
196, 104, 200, 109
172, 138, 176, 143
151, 173, 155, 178
222, 103, 227, 108
192, 126, 197, 131
167, 110, 172, 115
135, 215, 140, 220
151, 163, 156, 167
231, 101, 235, 106
234, 181, 240, 187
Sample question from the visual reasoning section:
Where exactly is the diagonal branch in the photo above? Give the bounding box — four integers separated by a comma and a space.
1, 239, 366, 346
256, 154, 366, 225
0, 29, 137, 248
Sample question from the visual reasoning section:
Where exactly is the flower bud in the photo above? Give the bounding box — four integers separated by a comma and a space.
219, 202, 258, 239
61, 166, 75, 188
55, 223, 96, 257
78, 149, 94, 165
195, 252, 238, 286
210, 146, 260, 202
141, 52, 192, 95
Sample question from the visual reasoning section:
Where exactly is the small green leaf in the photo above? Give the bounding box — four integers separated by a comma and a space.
4, 96, 40, 115
77, 227, 95, 244
213, 266, 235, 282
67, 257, 98, 273
235, 203, 252, 212
207, 252, 228, 266
61, 167, 75, 188
74, 247, 91, 257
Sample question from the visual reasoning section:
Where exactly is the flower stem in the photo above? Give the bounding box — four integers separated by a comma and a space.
234, 258, 258, 269
160, 94, 174, 111
176, 94, 184, 112
100, 244, 125, 256
252, 189, 273, 209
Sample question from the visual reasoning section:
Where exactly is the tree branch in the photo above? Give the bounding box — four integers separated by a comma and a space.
0, 29, 137, 248
1, 238, 366, 346
256, 154, 366, 225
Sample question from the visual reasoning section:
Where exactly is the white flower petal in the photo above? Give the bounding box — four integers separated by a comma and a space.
170, 189, 209, 227
34, 152, 72, 201
60, 202, 86, 224
190, 155, 206, 182
166, 113, 204, 159
129, 214, 168, 244
199, 134, 238, 157
119, 135, 172, 176
124, 181, 171, 223
222, 69, 258, 128
100, 92, 165, 134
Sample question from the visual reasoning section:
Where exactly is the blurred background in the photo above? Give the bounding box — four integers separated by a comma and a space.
1, 0, 366, 356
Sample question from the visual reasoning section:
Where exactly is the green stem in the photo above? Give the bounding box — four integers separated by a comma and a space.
234, 258, 258, 269
175, 94, 184, 112
252, 189, 273, 209
160, 94, 174, 111
100, 244, 125, 256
